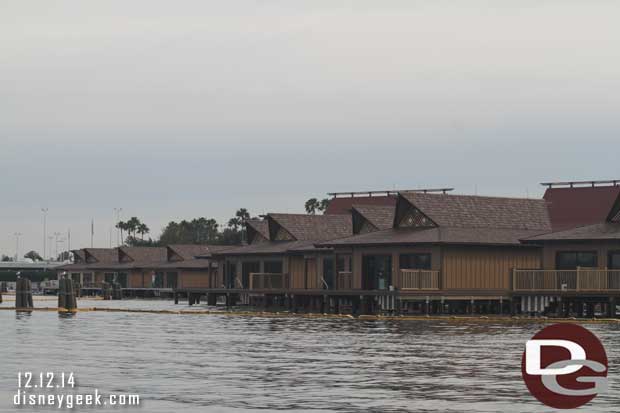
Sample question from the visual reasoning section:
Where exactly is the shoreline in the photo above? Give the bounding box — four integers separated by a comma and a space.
2, 306, 620, 324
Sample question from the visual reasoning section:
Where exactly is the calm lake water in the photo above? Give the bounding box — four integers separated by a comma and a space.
1, 297, 619, 412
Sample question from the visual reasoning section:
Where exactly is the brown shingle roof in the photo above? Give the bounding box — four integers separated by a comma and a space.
167, 244, 210, 260
400, 192, 551, 231
543, 185, 620, 231
268, 213, 352, 241
120, 247, 167, 263
211, 240, 319, 256
523, 222, 620, 242
324, 195, 397, 214
352, 204, 395, 231
159, 258, 216, 269
72, 249, 86, 263
320, 226, 547, 247
84, 248, 118, 264
167, 244, 230, 261
246, 219, 269, 238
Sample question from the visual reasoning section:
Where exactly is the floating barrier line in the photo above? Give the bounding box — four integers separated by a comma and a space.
1, 306, 620, 324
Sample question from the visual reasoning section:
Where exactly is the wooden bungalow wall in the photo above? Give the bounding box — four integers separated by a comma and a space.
346, 245, 540, 292
289, 255, 322, 289
176, 269, 213, 288
540, 241, 620, 270
441, 246, 540, 290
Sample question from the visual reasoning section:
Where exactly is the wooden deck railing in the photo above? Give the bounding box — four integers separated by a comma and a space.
399, 269, 440, 290
513, 269, 620, 292
249, 273, 290, 290
337, 271, 353, 290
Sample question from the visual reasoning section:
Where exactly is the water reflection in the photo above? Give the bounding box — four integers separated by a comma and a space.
1, 299, 618, 412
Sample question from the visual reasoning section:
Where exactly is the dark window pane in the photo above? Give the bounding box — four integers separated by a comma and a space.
415, 254, 432, 270
610, 253, 620, 269
117, 272, 128, 288
556, 252, 576, 270
577, 252, 597, 268
264, 260, 283, 274
242, 262, 260, 288
166, 272, 178, 289
153, 272, 164, 288
323, 258, 334, 289
399, 254, 411, 269
337, 255, 351, 272
556, 252, 597, 270
399, 254, 431, 270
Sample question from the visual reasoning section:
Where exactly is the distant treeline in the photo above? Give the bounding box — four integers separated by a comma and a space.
122, 208, 255, 247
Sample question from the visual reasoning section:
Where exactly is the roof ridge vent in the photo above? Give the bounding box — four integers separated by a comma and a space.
328, 188, 453, 198
541, 180, 620, 188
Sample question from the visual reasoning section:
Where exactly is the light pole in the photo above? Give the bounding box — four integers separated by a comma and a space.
41, 208, 48, 260
14, 232, 22, 262
114, 207, 123, 246
48, 235, 54, 260
54, 232, 61, 259
57, 238, 65, 261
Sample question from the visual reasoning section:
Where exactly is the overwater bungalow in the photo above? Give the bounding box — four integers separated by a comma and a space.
180, 181, 620, 317
508, 180, 620, 316
58, 245, 225, 296
319, 191, 550, 314
58, 180, 620, 317
212, 213, 353, 293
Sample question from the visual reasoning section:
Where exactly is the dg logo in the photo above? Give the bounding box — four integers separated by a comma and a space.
521, 323, 608, 409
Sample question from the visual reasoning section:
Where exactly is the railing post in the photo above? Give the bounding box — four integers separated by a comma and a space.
576, 267, 580, 292
512, 268, 516, 291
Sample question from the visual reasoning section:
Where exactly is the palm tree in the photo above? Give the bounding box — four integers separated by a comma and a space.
318, 198, 330, 212
116, 221, 128, 244
137, 223, 150, 240
305, 198, 319, 214
126, 217, 141, 238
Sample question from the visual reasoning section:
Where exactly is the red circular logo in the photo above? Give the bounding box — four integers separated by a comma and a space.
521, 323, 608, 409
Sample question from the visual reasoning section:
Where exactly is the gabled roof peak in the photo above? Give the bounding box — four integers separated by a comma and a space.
397, 191, 551, 231
267, 213, 352, 241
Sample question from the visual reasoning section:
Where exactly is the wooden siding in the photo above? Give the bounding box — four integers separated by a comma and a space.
442, 246, 541, 290
178, 270, 210, 288
289, 256, 305, 289
128, 270, 145, 288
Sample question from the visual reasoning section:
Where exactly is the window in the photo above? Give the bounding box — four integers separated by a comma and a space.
116, 272, 128, 288
166, 272, 178, 289
264, 260, 283, 274
323, 257, 334, 289
104, 273, 115, 283
362, 255, 392, 290
609, 252, 620, 269
556, 251, 598, 270
337, 255, 352, 273
153, 272, 165, 288
400, 253, 432, 270
242, 262, 260, 288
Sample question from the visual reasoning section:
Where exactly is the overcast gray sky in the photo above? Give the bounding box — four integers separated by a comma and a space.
2, 1, 619, 257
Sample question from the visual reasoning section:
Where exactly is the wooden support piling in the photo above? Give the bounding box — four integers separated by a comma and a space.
16, 277, 34, 309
